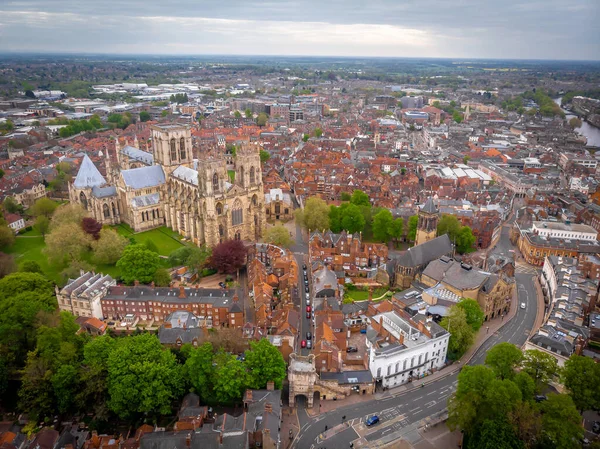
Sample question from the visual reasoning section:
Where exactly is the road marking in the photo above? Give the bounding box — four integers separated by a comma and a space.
426, 390, 436, 396
409, 407, 421, 413
425, 401, 436, 408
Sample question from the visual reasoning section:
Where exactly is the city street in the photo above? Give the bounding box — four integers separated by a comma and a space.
290, 221, 542, 449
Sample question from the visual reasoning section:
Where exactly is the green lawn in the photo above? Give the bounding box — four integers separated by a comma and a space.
6, 235, 62, 284
343, 286, 390, 303
113, 224, 187, 256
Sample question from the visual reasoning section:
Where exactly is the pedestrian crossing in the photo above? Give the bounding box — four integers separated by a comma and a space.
516, 264, 540, 275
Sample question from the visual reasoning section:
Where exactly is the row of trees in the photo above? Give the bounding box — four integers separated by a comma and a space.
295, 193, 476, 253
47, 115, 104, 138
449, 342, 596, 449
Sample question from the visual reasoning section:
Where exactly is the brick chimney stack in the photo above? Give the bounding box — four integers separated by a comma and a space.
134, 280, 140, 286
179, 286, 186, 298
265, 402, 273, 413
266, 381, 274, 391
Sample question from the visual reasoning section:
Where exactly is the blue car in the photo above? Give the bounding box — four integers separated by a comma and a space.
365, 415, 379, 426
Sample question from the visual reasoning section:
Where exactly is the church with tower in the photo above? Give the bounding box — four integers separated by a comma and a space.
69, 124, 266, 247
392, 197, 453, 289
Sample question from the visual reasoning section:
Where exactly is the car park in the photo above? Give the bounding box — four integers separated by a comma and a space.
365, 416, 379, 426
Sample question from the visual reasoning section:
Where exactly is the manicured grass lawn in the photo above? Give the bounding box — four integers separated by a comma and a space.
18, 228, 42, 237
344, 286, 389, 302
113, 224, 187, 256
6, 235, 62, 284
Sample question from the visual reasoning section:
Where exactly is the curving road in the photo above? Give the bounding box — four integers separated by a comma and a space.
291, 225, 540, 449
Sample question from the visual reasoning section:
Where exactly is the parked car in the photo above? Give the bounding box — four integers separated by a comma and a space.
306, 332, 312, 340
303, 264, 307, 270
219, 282, 226, 288
306, 311, 311, 319
346, 346, 358, 353
304, 279, 308, 285
306, 293, 310, 299
360, 328, 367, 334
306, 305, 311, 313
301, 340, 307, 348
534, 395, 547, 403
593, 421, 600, 434
306, 340, 312, 349
365, 415, 380, 426
305, 286, 309, 293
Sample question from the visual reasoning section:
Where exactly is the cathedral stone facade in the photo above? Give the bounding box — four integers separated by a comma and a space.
69, 124, 266, 247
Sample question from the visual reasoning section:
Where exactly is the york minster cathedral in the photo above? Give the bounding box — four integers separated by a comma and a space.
69, 124, 266, 247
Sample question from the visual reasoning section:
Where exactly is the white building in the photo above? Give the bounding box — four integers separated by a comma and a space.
57, 271, 116, 319
366, 311, 449, 389
5, 213, 25, 232
532, 221, 598, 242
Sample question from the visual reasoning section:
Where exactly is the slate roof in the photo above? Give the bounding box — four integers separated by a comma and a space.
121, 165, 166, 189
122, 145, 154, 166
73, 155, 107, 188
395, 234, 452, 268
421, 197, 438, 214
320, 370, 373, 384
172, 165, 199, 186
422, 258, 489, 291
92, 185, 117, 198
131, 192, 161, 208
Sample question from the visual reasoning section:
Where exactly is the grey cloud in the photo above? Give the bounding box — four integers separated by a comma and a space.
0, 0, 598, 59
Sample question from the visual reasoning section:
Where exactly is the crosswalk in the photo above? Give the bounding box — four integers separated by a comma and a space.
516, 264, 540, 275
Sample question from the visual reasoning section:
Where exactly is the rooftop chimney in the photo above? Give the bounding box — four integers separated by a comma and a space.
151, 281, 155, 288
134, 280, 140, 286
185, 434, 191, 448
265, 402, 273, 413
179, 286, 186, 298
266, 381, 274, 391
233, 293, 239, 303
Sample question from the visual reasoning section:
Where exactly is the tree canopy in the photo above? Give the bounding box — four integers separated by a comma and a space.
116, 244, 160, 284
437, 214, 476, 253
245, 338, 287, 389
440, 306, 474, 359
562, 354, 600, 412
296, 196, 330, 232
209, 239, 247, 274
485, 343, 524, 380
456, 298, 485, 332
263, 224, 294, 248
92, 228, 129, 265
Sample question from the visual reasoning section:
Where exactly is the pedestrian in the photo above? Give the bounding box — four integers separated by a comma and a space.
325, 425, 328, 431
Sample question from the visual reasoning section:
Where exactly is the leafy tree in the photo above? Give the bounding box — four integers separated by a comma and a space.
82, 217, 102, 240
372, 209, 393, 242
0, 272, 55, 372
2, 197, 20, 214
448, 365, 497, 432
107, 333, 184, 418
49, 204, 87, 230
485, 343, 523, 380
540, 394, 584, 449
185, 342, 216, 401
209, 239, 247, 274
264, 224, 293, 248
438, 214, 461, 238
244, 108, 252, 118
213, 353, 247, 403
350, 190, 370, 207
513, 371, 535, 402
234, 110, 242, 119
256, 112, 268, 127
302, 133, 309, 142
20, 260, 42, 273
407, 215, 418, 241
161, 110, 168, 118
144, 239, 159, 254
34, 215, 50, 237
0, 226, 15, 249
30, 198, 57, 218
456, 298, 485, 331
153, 268, 171, 287
456, 226, 476, 253
388, 218, 404, 245
52, 364, 82, 414
314, 127, 323, 138
0, 252, 16, 279
508, 402, 542, 448
341, 203, 366, 234
45, 222, 92, 265
168, 246, 211, 272
245, 338, 287, 389
328, 205, 343, 233
89, 115, 103, 129
259, 149, 270, 163
521, 349, 559, 390
139, 111, 151, 122
92, 228, 129, 265
117, 244, 160, 284
78, 335, 115, 419
465, 419, 525, 449
340, 192, 351, 201
18, 353, 55, 422
297, 196, 330, 231
440, 306, 474, 358
562, 354, 600, 412
60, 258, 94, 283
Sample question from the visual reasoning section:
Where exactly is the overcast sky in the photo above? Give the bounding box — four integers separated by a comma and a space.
0, 0, 598, 60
